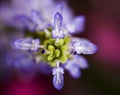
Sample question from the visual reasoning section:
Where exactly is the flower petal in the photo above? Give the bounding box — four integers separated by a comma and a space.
53, 73, 64, 90
14, 38, 40, 51
52, 29, 65, 38
52, 12, 65, 38
31, 10, 47, 30
5, 50, 34, 71
15, 15, 36, 31
65, 62, 81, 78
52, 67, 64, 90
66, 16, 85, 33
74, 55, 89, 69
73, 38, 97, 54
54, 12, 63, 27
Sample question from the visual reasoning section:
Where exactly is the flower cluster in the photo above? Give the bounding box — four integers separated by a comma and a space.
5, 0, 97, 90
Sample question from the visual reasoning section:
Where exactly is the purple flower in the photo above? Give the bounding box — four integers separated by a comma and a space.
5, 50, 35, 71
15, 15, 37, 31
66, 16, 85, 33
52, 12, 65, 39
72, 38, 97, 54
65, 55, 88, 78
52, 67, 64, 90
14, 38, 40, 51
30, 10, 48, 30
0, 0, 97, 90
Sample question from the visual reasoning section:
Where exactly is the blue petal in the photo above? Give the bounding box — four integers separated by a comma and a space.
31, 10, 46, 30
66, 16, 85, 33
14, 38, 40, 51
53, 73, 64, 90
14, 38, 32, 50
73, 38, 97, 54
52, 29, 65, 38
69, 65, 81, 78
54, 12, 63, 26
52, 12, 65, 39
65, 62, 81, 78
74, 55, 89, 69
16, 15, 36, 31
37, 62, 52, 75
5, 50, 34, 71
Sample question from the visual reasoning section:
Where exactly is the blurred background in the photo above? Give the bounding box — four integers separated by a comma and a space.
0, 0, 120, 95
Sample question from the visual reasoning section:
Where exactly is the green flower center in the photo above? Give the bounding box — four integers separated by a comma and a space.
25, 28, 71, 67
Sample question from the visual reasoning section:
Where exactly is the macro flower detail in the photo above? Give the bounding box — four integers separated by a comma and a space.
30, 10, 48, 30
52, 12, 65, 39
52, 63, 64, 90
72, 38, 97, 54
66, 16, 85, 33
15, 38, 40, 51
65, 55, 88, 78
8, 1, 98, 90
17, 15, 37, 31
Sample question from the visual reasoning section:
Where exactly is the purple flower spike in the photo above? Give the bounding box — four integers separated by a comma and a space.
66, 16, 85, 33
73, 38, 97, 54
14, 38, 40, 51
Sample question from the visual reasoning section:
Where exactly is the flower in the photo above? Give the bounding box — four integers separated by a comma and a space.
72, 38, 97, 54
1, 0, 97, 90
52, 66, 64, 90
14, 38, 40, 51
52, 12, 65, 38
65, 55, 89, 78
